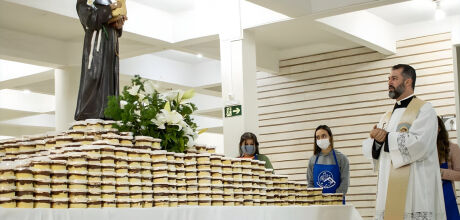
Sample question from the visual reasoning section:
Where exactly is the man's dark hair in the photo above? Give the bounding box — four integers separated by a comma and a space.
392, 64, 416, 89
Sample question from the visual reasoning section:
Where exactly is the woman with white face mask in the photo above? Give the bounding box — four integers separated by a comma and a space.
307, 125, 349, 203
238, 132, 273, 169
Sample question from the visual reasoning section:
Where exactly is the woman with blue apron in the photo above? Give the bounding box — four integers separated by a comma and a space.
313, 149, 345, 204
437, 116, 460, 220
307, 125, 349, 205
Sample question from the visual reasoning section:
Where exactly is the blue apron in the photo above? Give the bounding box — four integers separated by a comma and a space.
440, 162, 460, 220
313, 150, 345, 204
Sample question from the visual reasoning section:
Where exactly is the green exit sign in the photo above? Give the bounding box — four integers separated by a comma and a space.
224, 105, 242, 118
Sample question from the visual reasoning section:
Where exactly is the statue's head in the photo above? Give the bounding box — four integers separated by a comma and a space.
94, 0, 112, 5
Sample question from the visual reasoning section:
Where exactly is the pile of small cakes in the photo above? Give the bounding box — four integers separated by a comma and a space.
0, 119, 344, 208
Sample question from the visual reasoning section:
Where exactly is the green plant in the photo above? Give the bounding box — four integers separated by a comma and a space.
105, 75, 198, 152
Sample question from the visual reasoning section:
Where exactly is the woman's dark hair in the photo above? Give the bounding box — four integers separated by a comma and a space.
437, 116, 450, 164
239, 132, 260, 157
314, 125, 334, 155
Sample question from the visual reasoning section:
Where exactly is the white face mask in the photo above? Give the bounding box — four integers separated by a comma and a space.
317, 139, 330, 150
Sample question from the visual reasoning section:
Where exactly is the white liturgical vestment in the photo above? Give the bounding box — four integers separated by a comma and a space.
362, 97, 445, 220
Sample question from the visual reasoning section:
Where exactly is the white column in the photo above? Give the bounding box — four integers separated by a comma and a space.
219, 30, 259, 157
54, 66, 80, 132
452, 23, 460, 46
452, 24, 460, 143
453, 45, 460, 142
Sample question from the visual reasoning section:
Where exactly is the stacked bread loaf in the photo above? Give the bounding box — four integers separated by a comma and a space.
0, 119, 343, 208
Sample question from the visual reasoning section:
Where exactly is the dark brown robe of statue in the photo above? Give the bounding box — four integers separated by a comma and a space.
74, 0, 121, 120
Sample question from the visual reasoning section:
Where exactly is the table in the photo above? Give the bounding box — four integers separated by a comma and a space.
0, 205, 363, 220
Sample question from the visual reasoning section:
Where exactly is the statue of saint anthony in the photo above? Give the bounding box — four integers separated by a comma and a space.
74, 0, 127, 120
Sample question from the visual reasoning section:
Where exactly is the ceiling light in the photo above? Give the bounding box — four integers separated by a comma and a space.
23, 89, 31, 94
197, 54, 203, 58
434, 0, 446, 20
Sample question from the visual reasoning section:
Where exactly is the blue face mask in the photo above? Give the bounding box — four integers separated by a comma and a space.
241, 145, 256, 156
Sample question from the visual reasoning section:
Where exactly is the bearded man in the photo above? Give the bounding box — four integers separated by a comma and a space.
362, 64, 445, 220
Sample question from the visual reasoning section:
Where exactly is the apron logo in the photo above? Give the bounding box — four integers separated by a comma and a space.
317, 171, 336, 189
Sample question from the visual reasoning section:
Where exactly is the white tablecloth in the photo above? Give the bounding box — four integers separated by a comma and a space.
0, 205, 362, 220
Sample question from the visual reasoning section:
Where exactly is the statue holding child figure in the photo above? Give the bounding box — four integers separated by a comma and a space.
74, 0, 127, 121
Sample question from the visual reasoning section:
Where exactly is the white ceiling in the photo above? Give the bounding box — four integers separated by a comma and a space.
183, 40, 221, 59
368, 0, 460, 25
0, 60, 51, 81
0, 1, 82, 41
251, 17, 359, 50
153, 50, 213, 64
133, 0, 195, 13
182, 18, 361, 61
0, 109, 37, 122
13, 79, 55, 95
0, 0, 154, 59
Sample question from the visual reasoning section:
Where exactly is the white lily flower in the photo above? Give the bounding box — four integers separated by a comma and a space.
157, 112, 167, 122
127, 85, 140, 96
141, 98, 150, 106
144, 80, 157, 94
152, 111, 168, 129
163, 90, 184, 102
186, 136, 195, 147
152, 109, 187, 131
165, 110, 184, 125
120, 100, 128, 109
138, 93, 146, 102
183, 123, 194, 136
151, 118, 166, 129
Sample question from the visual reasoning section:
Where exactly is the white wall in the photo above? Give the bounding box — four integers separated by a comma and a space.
120, 54, 196, 85
0, 89, 54, 113
395, 15, 460, 41
121, 53, 223, 88
0, 60, 51, 81
195, 132, 224, 154
191, 60, 221, 87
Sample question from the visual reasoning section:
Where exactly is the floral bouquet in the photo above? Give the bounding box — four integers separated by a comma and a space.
104, 75, 199, 153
